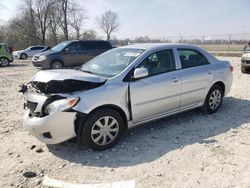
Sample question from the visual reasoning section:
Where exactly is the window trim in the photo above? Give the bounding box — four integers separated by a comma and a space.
177, 48, 210, 69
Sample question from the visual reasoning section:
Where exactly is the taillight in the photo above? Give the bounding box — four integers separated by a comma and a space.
230, 66, 233, 72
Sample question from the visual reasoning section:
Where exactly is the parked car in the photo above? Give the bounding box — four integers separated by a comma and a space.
241, 48, 250, 73
13, 45, 47, 60
20, 43, 233, 150
32, 40, 112, 69
0, 43, 13, 66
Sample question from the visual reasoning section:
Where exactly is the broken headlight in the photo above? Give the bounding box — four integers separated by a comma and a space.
45, 97, 80, 114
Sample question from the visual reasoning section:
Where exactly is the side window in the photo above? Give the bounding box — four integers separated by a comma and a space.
177, 49, 209, 69
30, 47, 44, 51
137, 50, 175, 76
82, 42, 97, 50
68, 43, 82, 52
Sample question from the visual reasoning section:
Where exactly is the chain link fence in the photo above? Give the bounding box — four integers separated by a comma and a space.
114, 33, 250, 56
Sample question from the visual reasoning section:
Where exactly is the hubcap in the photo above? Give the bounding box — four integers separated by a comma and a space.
21, 54, 27, 59
0, 58, 8, 66
91, 116, 119, 146
52, 62, 62, 69
209, 89, 221, 110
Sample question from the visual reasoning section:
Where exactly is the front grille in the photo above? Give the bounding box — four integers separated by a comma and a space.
26, 101, 38, 111
245, 60, 250, 64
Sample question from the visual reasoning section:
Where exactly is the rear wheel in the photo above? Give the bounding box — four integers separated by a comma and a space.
241, 66, 248, 74
79, 109, 125, 150
0, 57, 10, 66
20, 53, 28, 60
202, 84, 223, 114
50, 60, 64, 69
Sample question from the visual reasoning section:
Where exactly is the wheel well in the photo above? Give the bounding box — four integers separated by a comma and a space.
213, 81, 225, 96
74, 105, 128, 137
20, 53, 27, 56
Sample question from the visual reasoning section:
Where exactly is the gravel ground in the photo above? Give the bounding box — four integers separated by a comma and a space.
0, 57, 250, 188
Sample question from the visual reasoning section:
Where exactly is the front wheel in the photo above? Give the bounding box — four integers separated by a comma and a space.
202, 84, 223, 114
0, 57, 10, 66
20, 53, 28, 60
79, 109, 125, 150
50, 60, 64, 69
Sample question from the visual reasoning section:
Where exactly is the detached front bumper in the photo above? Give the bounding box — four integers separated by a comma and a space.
23, 110, 77, 144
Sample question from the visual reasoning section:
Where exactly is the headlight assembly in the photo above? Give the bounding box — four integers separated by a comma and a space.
39, 55, 47, 61
45, 97, 80, 115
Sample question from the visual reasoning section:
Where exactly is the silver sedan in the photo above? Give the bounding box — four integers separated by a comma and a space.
21, 43, 233, 150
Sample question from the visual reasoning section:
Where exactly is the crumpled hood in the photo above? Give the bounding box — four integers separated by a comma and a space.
32, 69, 107, 83
26, 69, 107, 94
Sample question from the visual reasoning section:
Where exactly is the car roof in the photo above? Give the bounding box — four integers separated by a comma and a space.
29, 45, 47, 48
121, 43, 201, 50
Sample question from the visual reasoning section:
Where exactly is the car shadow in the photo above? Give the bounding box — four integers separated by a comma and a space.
48, 96, 250, 168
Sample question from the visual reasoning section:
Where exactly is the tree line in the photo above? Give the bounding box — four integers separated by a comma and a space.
0, 0, 120, 50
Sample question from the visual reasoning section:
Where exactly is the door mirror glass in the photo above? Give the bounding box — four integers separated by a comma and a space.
133, 67, 148, 79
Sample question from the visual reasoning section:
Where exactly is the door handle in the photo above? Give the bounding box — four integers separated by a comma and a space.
172, 78, 180, 83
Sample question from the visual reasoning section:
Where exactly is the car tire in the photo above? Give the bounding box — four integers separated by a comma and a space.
202, 84, 223, 114
50, 60, 64, 69
20, 53, 28, 60
79, 109, 125, 150
0, 57, 10, 66
241, 66, 248, 74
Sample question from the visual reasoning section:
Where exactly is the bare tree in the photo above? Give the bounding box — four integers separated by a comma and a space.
13, 0, 56, 45
96, 10, 120, 41
33, 0, 56, 44
48, 6, 61, 45
81, 29, 97, 40
58, 0, 69, 40
69, 6, 87, 39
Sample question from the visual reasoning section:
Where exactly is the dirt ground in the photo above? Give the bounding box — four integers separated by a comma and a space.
0, 57, 250, 188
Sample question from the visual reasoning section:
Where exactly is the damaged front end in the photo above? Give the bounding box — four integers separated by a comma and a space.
20, 79, 105, 117
20, 70, 107, 144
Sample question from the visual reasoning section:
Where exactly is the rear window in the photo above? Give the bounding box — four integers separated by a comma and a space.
97, 42, 111, 49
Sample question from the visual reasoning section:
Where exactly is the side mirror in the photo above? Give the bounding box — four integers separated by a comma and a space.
133, 67, 148, 79
64, 47, 70, 53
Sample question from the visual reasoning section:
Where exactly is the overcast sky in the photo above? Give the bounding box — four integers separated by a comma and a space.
0, 0, 249, 39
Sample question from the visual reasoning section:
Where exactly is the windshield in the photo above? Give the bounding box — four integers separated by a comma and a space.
51, 41, 71, 52
80, 48, 144, 77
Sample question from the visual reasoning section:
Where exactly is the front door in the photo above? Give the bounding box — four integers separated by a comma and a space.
130, 49, 181, 124
63, 42, 83, 67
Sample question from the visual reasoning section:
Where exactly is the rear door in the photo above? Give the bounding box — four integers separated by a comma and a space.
130, 49, 182, 123
176, 49, 214, 109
